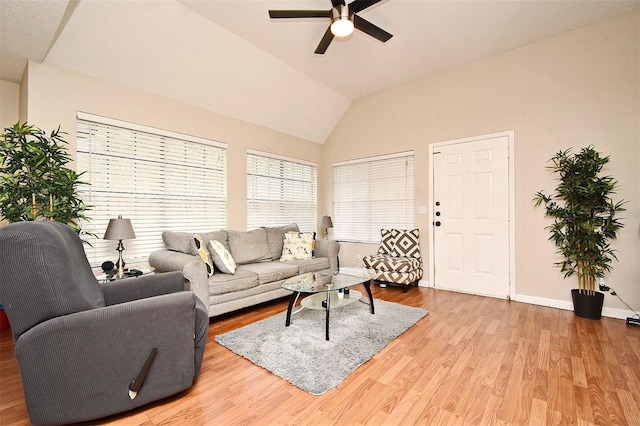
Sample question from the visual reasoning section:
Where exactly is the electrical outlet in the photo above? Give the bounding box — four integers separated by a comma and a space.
356, 254, 362, 262
598, 278, 610, 292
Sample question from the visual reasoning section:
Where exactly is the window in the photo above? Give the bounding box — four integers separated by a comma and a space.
247, 149, 317, 232
333, 151, 414, 243
77, 112, 227, 266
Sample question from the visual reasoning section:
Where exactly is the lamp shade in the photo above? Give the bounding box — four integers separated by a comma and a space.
103, 216, 136, 240
320, 215, 333, 229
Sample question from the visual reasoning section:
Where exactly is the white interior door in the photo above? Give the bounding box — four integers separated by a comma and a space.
432, 134, 511, 298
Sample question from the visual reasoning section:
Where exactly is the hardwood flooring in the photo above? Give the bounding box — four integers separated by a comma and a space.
2, 286, 640, 425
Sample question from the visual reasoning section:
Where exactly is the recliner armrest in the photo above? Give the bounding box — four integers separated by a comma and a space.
100, 271, 185, 306
14, 291, 199, 425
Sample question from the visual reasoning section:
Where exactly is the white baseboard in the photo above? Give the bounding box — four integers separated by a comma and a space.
413, 282, 633, 321
512, 293, 634, 320
418, 279, 429, 287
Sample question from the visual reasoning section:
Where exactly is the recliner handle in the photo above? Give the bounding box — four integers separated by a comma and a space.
128, 346, 157, 399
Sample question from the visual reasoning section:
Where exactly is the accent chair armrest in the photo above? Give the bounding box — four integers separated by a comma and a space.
100, 271, 185, 306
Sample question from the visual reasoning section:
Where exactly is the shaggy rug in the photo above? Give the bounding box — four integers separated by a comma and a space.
215, 298, 428, 395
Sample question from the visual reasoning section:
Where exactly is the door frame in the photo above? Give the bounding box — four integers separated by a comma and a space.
428, 130, 516, 300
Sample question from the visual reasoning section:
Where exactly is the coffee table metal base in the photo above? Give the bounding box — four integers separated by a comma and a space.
285, 279, 375, 341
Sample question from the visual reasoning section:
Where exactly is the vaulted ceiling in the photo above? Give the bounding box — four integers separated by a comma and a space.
2, 0, 639, 143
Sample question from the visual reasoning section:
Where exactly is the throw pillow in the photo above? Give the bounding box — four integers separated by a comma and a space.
194, 235, 214, 277
280, 232, 315, 261
391, 229, 421, 258
209, 239, 237, 274
377, 228, 399, 255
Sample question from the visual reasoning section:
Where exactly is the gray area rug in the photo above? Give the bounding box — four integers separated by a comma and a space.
215, 298, 428, 395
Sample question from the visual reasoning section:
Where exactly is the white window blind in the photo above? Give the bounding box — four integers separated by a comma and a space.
247, 149, 317, 232
76, 112, 227, 266
333, 152, 415, 244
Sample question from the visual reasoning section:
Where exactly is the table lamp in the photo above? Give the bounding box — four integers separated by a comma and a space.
320, 215, 333, 239
103, 215, 136, 277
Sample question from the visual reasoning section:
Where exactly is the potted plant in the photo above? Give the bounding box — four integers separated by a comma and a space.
534, 146, 625, 319
0, 122, 91, 233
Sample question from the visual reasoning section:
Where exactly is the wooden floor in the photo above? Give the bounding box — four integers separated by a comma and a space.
2, 286, 640, 425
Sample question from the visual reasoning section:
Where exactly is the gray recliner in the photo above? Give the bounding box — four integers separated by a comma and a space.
0, 221, 208, 426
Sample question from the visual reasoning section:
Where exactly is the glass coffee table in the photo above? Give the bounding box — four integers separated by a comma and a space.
282, 267, 376, 340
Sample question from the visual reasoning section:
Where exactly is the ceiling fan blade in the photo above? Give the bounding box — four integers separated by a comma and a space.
331, 0, 347, 8
314, 26, 334, 54
269, 10, 331, 19
353, 14, 392, 42
349, 0, 383, 14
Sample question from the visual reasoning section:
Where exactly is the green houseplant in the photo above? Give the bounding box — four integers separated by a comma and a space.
534, 146, 625, 319
0, 122, 91, 233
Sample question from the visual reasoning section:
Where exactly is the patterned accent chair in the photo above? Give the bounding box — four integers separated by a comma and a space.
362, 229, 423, 293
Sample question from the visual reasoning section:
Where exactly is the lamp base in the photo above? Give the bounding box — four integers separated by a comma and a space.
115, 240, 126, 277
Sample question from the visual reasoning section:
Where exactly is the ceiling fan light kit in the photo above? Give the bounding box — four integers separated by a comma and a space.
269, 0, 392, 54
331, 6, 354, 37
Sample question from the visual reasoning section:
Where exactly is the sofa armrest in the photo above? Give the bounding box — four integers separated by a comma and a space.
182, 259, 210, 312
100, 271, 185, 306
149, 248, 198, 273
315, 239, 340, 270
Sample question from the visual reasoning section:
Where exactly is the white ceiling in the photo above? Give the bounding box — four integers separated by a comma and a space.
2, 0, 639, 143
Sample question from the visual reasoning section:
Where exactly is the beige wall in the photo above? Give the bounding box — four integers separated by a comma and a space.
0, 80, 20, 129
22, 60, 323, 231
323, 11, 640, 314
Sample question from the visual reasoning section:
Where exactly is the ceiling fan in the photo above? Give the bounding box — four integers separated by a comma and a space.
268, 0, 393, 54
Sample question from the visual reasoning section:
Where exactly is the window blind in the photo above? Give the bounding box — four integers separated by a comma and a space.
247, 149, 317, 232
76, 112, 227, 266
333, 152, 415, 244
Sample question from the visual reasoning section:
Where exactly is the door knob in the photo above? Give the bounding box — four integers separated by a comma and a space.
435, 211, 441, 216
435, 221, 441, 227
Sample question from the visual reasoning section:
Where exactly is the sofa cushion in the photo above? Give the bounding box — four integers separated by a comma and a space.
280, 232, 315, 261
202, 230, 229, 251
163, 230, 228, 255
163, 231, 197, 255
208, 269, 259, 296
227, 228, 272, 265
263, 223, 299, 260
209, 239, 237, 274
236, 261, 298, 285
282, 257, 330, 274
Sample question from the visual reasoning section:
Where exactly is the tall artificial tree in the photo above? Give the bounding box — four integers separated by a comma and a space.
534, 146, 625, 295
0, 122, 90, 233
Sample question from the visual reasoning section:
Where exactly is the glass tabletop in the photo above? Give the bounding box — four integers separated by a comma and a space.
282, 267, 376, 293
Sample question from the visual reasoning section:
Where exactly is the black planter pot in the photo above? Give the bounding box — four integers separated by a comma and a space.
571, 289, 604, 320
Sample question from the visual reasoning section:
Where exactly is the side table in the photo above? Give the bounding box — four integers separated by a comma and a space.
94, 267, 155, 283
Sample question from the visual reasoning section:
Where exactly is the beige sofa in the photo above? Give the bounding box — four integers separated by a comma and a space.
149, 224, 340, 317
